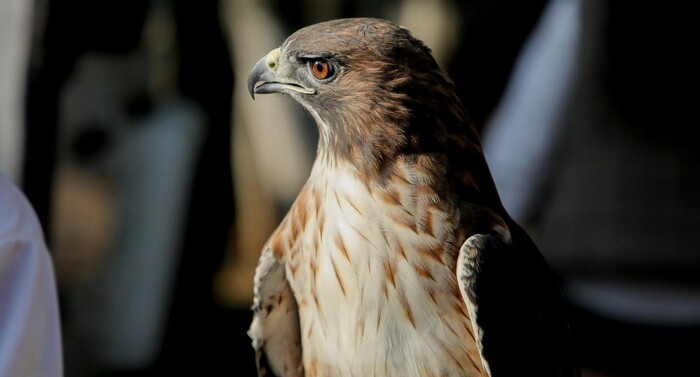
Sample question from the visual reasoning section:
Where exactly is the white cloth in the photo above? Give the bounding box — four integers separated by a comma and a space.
0, 172, 63, 377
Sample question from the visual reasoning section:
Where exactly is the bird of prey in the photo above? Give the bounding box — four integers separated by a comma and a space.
246, 18, 575, 377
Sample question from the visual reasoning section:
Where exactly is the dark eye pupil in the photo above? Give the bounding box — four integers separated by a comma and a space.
314, 62, 324, 72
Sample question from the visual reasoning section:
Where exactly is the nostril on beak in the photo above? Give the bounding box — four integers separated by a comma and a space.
265, 48, 281, 72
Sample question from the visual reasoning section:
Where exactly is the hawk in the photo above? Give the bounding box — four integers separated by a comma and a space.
246, 18, 575, 377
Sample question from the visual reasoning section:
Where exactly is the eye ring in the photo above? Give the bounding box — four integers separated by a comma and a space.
309, 59, 334, 80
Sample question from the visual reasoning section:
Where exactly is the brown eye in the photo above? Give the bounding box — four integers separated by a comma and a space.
310, 60, 334, 80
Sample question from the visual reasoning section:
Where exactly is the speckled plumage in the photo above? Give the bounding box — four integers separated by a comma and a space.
247, 18, 575, 377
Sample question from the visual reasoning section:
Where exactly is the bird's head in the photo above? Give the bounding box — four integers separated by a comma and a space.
248, 18, 474, 175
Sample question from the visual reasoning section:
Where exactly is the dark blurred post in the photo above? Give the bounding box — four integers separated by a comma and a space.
155, 0, 240, 374
447, 0, 548, 132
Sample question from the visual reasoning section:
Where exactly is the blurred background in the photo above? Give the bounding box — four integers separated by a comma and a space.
1, 0, 698, 376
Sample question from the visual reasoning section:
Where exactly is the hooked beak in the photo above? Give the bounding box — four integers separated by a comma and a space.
247, 48, 316, 99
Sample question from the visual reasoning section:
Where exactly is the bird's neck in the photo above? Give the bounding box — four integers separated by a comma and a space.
305, 78, 504, 215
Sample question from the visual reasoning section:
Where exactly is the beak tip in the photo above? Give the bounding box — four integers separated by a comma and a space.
247, 78, 257, 100
248, 55, 270, 101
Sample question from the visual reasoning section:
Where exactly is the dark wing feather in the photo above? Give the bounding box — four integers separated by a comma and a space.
457, 227, 578, 377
